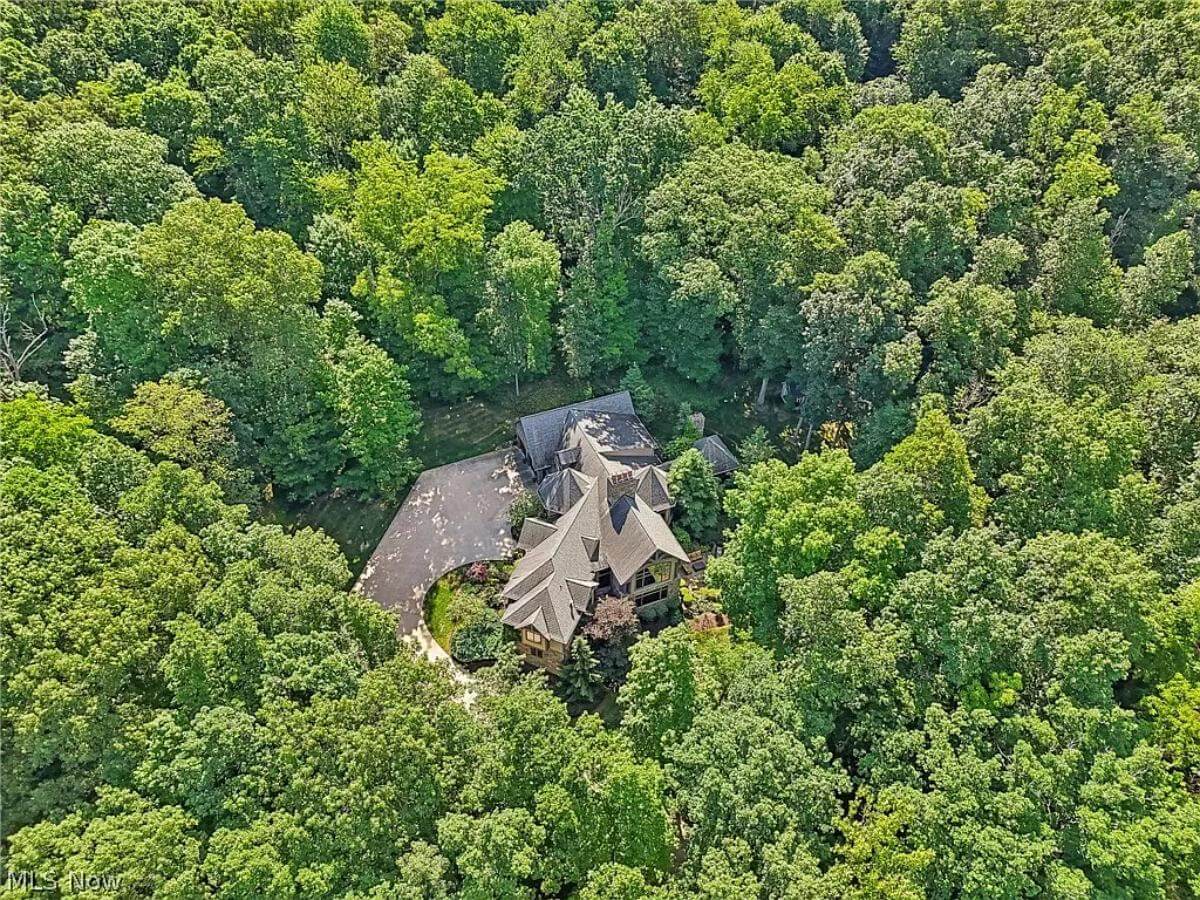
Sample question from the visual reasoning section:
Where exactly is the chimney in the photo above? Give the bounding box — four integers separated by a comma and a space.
606, 469, 639, 503
689, 411, 706, 435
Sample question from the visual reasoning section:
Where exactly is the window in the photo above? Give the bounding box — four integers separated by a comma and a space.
634, 560, 674, 592
524, 629, 543, 646
636, 586, 669, 607
528, 646, 544, 659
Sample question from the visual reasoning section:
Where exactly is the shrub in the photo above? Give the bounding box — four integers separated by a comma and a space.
448, 594, 505, 662
584, 596, 639, 644
508, 487, 544, 535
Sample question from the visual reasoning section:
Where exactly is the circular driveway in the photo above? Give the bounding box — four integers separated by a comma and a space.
354, 449, 522, 661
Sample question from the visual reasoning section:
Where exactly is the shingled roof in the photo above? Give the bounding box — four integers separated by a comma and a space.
516, 391, 636, 474
537, 468, 590, 515
504, 391, 695, 645
502, 471, 689, 644
692, 434, 740, 475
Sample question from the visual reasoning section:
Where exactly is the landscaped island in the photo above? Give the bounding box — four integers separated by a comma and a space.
3, 0, 1199, 896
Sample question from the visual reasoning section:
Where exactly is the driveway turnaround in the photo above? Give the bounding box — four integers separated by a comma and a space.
355, 449, 521, 662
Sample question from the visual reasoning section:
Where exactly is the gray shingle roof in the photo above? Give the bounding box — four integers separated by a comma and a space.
501, 470, 689, 644
504, 392, 691, 645
537, 468, 590, 515
690, 434, 740, 475
601, 490, 689, 585
517, 517, 558, 551
516, 391, 636, 474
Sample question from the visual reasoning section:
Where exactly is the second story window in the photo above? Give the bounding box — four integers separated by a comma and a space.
634, 560, 674, 591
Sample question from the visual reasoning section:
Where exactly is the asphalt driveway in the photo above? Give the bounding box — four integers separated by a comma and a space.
354, 449, 522, 660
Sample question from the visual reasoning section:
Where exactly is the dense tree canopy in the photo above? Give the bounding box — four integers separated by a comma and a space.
2, 0, 1199, 896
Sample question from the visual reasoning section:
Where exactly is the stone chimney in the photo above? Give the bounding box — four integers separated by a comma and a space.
689, 411, 706, 435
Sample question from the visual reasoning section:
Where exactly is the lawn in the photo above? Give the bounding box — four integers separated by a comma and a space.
263, 491, 398, 580
411, 373, 593, 468
425, 574, 458, 651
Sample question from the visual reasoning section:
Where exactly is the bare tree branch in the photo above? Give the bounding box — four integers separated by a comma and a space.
0, 296, 51, 386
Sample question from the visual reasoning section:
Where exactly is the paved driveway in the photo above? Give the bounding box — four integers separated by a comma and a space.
355, 449, 521, 661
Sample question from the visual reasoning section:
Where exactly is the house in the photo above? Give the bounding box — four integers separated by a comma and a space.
502, 392, 737, 672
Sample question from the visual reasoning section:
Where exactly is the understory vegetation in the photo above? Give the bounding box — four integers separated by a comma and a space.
2, 0, 1200, 896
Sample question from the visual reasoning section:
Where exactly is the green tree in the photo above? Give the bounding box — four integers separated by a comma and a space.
698, 39, 850, 153
619, 626, 700, 760
916, 274, 1019, 395
426, 0, 521, 95
708, 452, 867, 639
301, 61, 379, 164
965, 378, 1152, 538
559, 638, 603, 705
668, 448, 721, 544
322, 301, 422, 497
65, 199, 344, 496
476, 221, 559, 395
295, 0, 371, 73
438, 809, 543, 899
796, 251, 916, 423
34, 121, 198, 225
109, 374, 252, 500
860, 406, 987, 552
642, 142, 843, 384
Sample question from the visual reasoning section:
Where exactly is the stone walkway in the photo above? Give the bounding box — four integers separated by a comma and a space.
354, 449, 521, 667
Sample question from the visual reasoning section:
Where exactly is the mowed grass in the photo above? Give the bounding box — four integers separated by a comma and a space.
264, 492, 398, 581
425, 575, 458, 651
411, 374, 592, 468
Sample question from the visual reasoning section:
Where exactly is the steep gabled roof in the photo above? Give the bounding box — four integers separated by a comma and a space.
662, 434, 741, 477
506, 393, 691, 646
634, 465, 672, 513
692, 434, 740, 475
516, 391, 636, 473
537, 468, 591, 516
501, 478, 600, 644
501, 471, 689, 644
601, 491, 690, 585
517, 517, 558, 551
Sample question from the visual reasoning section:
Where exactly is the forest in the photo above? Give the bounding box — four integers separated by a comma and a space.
1, 0, 1199, 896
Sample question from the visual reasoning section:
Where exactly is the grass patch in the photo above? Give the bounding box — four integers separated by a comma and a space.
264, 492, 398, 582
424, 562, 514, 655
425, 574, 459, 652
412, 374, 592, 468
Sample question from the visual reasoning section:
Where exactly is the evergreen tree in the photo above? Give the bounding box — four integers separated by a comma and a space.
560, 638, 603, 704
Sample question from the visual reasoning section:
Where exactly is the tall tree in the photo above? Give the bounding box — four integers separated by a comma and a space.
476, 221, 560, 395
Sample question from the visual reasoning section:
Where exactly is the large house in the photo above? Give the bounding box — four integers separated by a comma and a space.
501, 391, 737, 672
